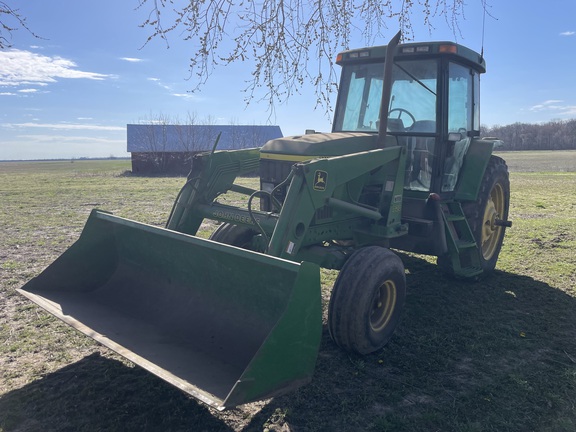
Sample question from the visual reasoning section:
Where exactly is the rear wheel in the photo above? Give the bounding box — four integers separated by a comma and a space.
438, 155, 510, 276
209, 223, 258, 249
328, 246, 406, 355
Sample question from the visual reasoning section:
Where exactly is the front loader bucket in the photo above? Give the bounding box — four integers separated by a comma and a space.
18, 210, 322, 410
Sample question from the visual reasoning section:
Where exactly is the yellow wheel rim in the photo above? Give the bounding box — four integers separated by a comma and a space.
370, 280, 397, 332
481, 182, 505, 260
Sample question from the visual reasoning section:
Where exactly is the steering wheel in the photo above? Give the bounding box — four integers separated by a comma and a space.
388, 108, 416, 129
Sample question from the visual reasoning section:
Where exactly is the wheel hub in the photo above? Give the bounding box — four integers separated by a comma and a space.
481, 183, 505, 260
370, 280, 397, 332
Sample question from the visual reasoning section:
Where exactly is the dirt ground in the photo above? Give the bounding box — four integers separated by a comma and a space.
1, 158, 576, 431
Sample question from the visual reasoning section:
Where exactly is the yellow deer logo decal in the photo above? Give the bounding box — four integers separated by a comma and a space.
313, 170, 328, 191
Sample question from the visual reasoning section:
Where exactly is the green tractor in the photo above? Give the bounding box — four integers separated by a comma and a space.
19, 33, 511, 410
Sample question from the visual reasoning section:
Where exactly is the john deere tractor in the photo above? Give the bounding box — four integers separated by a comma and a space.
19, 33, 511, 410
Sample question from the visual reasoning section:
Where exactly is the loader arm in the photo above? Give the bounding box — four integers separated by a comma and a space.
167, 148, 261, 235
165, 144, 408, 270
267, 145, 408, 264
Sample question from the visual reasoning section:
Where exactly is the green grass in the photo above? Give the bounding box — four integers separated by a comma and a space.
1, 153, 575, 431
494, 149, 576, 172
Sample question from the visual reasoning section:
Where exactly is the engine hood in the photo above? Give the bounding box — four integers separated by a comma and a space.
260, 132, 379, 161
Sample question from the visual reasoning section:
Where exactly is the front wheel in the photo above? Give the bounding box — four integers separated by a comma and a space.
328, 246, 406, 355
209, 223, 258, 249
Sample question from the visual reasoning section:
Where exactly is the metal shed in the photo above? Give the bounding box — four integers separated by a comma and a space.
127, 124, 283, 174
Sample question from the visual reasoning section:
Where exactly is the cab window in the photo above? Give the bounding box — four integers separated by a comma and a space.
443, 63, 479, 192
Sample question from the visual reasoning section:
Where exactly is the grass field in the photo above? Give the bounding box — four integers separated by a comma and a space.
1, 151, 575, 431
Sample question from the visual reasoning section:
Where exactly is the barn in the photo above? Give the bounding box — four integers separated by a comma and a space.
127, 124, 283, 175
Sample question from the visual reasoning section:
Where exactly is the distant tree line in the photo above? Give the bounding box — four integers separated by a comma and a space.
481, 119, 576, 151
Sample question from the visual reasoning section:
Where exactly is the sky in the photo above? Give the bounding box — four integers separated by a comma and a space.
0, 1, 575, 160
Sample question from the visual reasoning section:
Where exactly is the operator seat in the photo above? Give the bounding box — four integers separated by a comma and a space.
406, 120, 436, 190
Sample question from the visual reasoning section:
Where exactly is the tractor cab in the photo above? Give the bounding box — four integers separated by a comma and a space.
333, 41, 485, 195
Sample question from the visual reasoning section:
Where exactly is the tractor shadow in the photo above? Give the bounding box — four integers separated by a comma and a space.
0, 353, 233, 432
244, 253, 576, 431
2, 254, 575, 431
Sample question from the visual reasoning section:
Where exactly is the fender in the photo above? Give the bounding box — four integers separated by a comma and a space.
454, 138, 499, 201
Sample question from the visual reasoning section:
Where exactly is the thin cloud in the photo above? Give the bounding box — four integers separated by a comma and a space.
13, 134, 125, 144
147, 77, 172, 91
120, 57, 144, 62
147, 77, 202, 100
530, 100, 576, 116
171, 92, 197, 99
0, 135, 128, 160
530, 100, 563, 111
560, 31, 575, 36
4, 122, 125, 132
0, 49, 111, 87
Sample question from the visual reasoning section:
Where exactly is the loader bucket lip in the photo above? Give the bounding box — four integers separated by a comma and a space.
18, 210, 322, 410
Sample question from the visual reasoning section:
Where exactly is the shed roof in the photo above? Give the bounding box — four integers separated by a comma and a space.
127, 124, 283, 153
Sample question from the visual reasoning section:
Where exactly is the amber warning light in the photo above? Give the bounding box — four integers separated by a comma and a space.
439, 44, 458, 54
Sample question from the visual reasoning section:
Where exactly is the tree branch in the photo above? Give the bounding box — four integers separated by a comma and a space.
0, 2, 41, 49
137, 0, 487, 114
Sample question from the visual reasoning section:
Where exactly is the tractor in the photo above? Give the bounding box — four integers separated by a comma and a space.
19, 32, 511, 410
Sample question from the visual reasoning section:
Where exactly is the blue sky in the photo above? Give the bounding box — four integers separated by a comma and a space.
1, 1, 575, 160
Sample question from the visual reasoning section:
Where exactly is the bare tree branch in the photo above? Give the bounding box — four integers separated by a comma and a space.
0, 2, 41, 49
137, 0, 483, 113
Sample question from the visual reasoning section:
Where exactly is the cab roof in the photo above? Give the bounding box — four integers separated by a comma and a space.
336, 41, 486, 73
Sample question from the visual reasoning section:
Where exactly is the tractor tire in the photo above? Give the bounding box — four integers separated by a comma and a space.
438, 155, 510, 277
328, 246, 406, 355
209, 223, 258, 249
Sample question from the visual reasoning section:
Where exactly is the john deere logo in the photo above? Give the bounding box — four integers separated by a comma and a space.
313, 170, 328, 191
